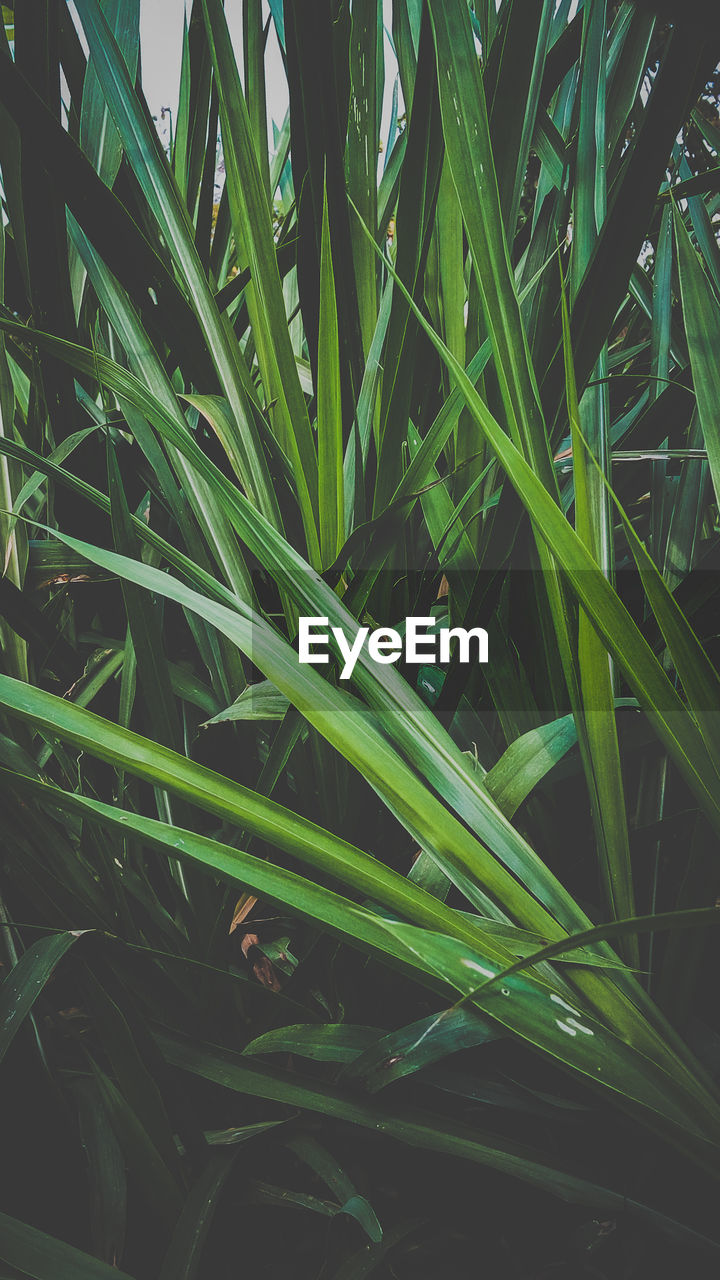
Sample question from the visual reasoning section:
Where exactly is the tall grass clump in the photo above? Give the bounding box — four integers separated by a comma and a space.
2, 0, 720, 1274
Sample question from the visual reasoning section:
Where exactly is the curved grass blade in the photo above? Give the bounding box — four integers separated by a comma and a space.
484, 712, 580, 818
4, 771, 720, 1152
349, 205, 720, 835
0, 726, 511, 964
244, 1024, 380, 1064
0, 323, 594, 945
1, 320, 714, 1091
0, 930, 83, 1067
285, 1135, 382, 1242
344, 1008, 501, 1093
156, 1026, 720, 1251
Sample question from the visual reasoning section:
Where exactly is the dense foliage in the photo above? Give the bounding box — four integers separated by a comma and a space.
2, 0, 720, 1274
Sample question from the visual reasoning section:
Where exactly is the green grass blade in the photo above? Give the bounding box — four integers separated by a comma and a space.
70, 1078, 127, 1267
351, 209, 720, 834
200, 0, 320, 563
158, 1153, 235, 1280
71, 0, 283, 533
79, 0, 139, 188
2, 319, 714, 1089
156, 1027, 720, 1233
427, 0, 554, 490
484, 712, 580, 819
318, 179, 344, 566
285, 1135, 382, 1242
106, 440, 181, 753
243, 0, 271, 197
459, 907, 720, 1007
347, 0, 381, 357
0, 931, 81, 1066
0, 1211, 136, 1280
561, 263, 637, 955
674, 204, 720, 511
0, 701, 504, 960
